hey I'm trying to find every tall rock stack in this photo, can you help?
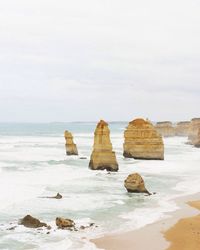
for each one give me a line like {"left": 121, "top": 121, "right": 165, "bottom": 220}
{"left": 89, "top": 120, "right": 118, "bottom": 171}
{"left": 155, "top": 121, "right": 175, "bottom": 137}
{"left": 175, "top": 121, "right": 190, "bottom": 136}
{"left": 64, "top": 131, "right": 78, "bottom": 155}
{"left": 123, "top": 118, "right": 164, "bottom": 160}
{"left": 188, "top": 118, "right": 200, "bottom": 145}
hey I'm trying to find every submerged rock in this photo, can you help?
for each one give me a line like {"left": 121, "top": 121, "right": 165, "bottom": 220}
{"left": 56, "top": 217, "right": 75, "bottom": 229}
{"left": 39, "top": 193, "right": 62, "bottom": 199}
{"left": 64, "top": 131, "right": 78, "bottom": 155}
{"left": 89, "top": 120, "right": 118, "bottom": 171}
{"left": 123, "top": 118, "right": 164, "bottom": 160}
{"left": 124, "top": 173, "right": 150, "bottom": 194}
{"left": 19, "top": 215, "right": 47, "bottom": 228}
{"left": 155, "top": 121, "right": 175, "bottom": 137}
{"left": 175, "top": 121, "right": 190, "bottom": 136}
{"left": 79, "top": 222, "right": 96, "bottom": 230}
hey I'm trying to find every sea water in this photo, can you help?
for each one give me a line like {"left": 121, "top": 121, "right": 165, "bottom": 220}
{"left": 0, "top": 122, "right": 200, "bottom": 250}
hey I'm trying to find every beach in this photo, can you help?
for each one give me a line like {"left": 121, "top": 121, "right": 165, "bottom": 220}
{"left": 93, "top": 194, "right": 200, "bottom": 250}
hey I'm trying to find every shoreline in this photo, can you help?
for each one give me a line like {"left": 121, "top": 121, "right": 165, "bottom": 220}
{"left": 91, "top": 192, "right": 200, "bottom": 250}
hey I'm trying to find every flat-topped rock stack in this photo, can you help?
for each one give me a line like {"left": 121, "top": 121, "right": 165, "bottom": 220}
{"left": 89, "top": 120, "right": 118, "bottom": 171}
{"left": 123, "top": 118, "right": 164, "bottom": 160}
{"left": 188, "top": 118, "right": 200, "bottom": 145}
{"left": 64, "top": 131, "right": 78, "bottom": 155}
{"left": 155, "top": 121, "right": 175, "bottom": 137}
{"left": 175, "top": 121, "right": 190, "bottom": 136}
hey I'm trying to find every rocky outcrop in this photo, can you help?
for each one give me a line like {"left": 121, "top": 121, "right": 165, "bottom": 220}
{"left": 19, "top": 215, "right": 48, "bottom": 228}
{"left": 89, "top": 120, "right": 118, "bottom": 171}
{"left": 155, "top": 121, "right": 175, "bottom": 137}
{"left": 64, "top": 131, "right": 78, "bottom": 155}
{"left": 188, "top": 118, "right": 200, "bottom": 145}
{"left": 175, "top": 121, "right": 190, "bottom": 136}
{"left": 124, "top": 173, "right": 150, "bottom": 194}
{"left": 123, "top": 118, "right": 164, "bottom": 160}
{"left": 56, "top": 217, "right": 75, "bottom": 229}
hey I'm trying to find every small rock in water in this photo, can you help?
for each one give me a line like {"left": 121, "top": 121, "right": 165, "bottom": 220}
{"left": 80, "top": 157, "right": 87, "bottom": 159}
{"left": 56, "top": 217, "right": 75, "bottom": 229}
{"left": 19, "top": 215, "right": 48, "bottom": 228}
{"left": 39, "top": 193, "right": 62, "bottom": 199}
{"left": 79, "top": 222, "right": 95, "bottom": 230}
{"left": 7, "top": 226, "right": 17, "bottom": 231}
{"left": 54, "top": 193, "right": 62, "bottom": 199}
{"left": 124, "top": 173, "right": 151, "bottom": 195}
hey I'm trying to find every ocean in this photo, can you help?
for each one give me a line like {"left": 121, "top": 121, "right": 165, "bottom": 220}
{"left": 0, "top": 122, "right": 200, "bottom": 250}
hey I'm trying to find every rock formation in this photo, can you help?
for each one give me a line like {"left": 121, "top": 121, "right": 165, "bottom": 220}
{"left": 155, "top": 121, "right": 175, "bottom": 137}
{"left": 175, "top": 121, "right": 190, "bottom": 136}
{"left": 123, "top": 118, "right": 164, "bottom": 160}
{"left": 56, "top": 217, "right": 75, "bottom": 229}
{"left": 194, "top": 128, "right": 200, "bottom": 148}
{"left": 19, "top": 215, "right": 48, "bottom": 228}
{"left": 89, "top": 120, "right": 118, "bottom": 171}
{"left": 188, "top": 118, "right": 200, "bottom": 145}
{"left": 124, "top": 173, "right": 150, "bottom": 194}
{"left": 64, "top": 131, "right": 78, "bottom": 155}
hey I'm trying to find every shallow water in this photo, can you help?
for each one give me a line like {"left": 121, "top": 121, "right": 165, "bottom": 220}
{"left": 0, "top": 122, "right": 200, "bottom": 250}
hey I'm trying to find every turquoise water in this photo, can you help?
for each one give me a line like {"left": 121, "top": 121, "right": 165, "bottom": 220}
{"left": 0, "top": 122, "right": 200, "bottom": 250}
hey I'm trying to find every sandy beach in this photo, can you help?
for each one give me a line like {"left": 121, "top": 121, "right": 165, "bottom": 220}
{"left": 165, "top": 200, "right": 200, "bottom": 250}
{"left": 92, "top": 193, "right": 200, "bottom": 250}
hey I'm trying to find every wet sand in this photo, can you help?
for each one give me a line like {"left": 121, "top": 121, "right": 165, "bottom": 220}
{"left": 92, "top": 193, "right": 200, "bottom": 250}
{"left": 164, "top": 200, "right": 200, "bottom": 250}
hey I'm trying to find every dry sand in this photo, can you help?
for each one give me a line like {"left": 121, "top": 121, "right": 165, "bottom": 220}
{"left": 92, "top": 194, "right": 200, "bottom": 250}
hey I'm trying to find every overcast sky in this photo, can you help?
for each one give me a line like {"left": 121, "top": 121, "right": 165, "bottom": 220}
{"left": 0, "top": 0, "right": 199, "bottom": 122}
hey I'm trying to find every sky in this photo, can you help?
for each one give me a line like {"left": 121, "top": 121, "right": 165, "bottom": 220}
{"left": 0, "top": 0, "right": 199, "bottom": 122}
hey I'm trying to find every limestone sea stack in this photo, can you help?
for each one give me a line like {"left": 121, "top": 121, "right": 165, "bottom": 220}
{"left": 188, "top": 118, "right": 200, "bottom": 145}
{"left": 64, "top": 131, "right": 78, "bottom": 155}
{"left": 155, "top": 121, "right": 175, "bottom": 137}
{"left": 175, "top": 121, "right": 190, "bottom": 136}
{"left": 123, "top": 118, "right": 164, "bottom": 160}
{"left": 89, "top": 120, "right": 118, "bottom": 171}
{"left": 124, "top": 173, "right": 150, "bottom": 194}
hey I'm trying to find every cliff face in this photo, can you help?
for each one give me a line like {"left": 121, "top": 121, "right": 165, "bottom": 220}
{"left": 194, "top": 129, "right": 200, "bottom": 148}
{"left": 188, "top": 118, "right": 200, "bottom": 145}
{"left": 89, "top": 120, "right": 118, "bottom": 171}
{"left": 155, "top": 121, "right": 175, "bottom": 137}
{"left": 64, "top": 131, "right": 78, "bottom": 155}
{"left": 123, "top": 118, "right": 164, "bottom": 160}
{"left": 175, "top": 121, "right": 190, "bottom": 137}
